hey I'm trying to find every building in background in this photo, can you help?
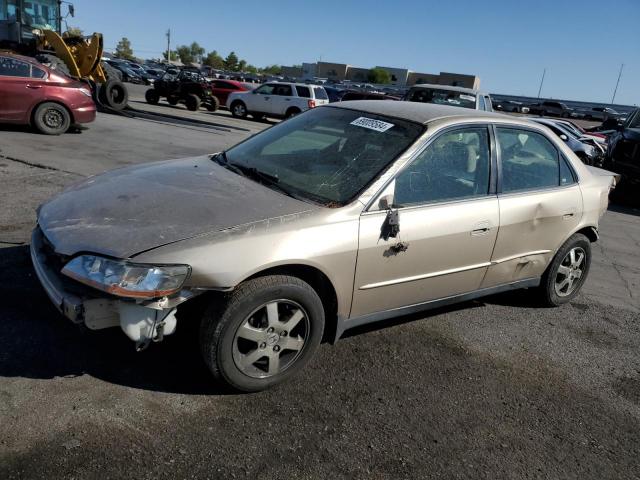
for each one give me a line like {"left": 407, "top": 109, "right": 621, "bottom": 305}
{"left": 292, "top": 60, "right": 479, "bottom": 88}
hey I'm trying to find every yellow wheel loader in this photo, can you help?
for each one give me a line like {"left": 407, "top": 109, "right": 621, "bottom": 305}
{"left": 0, "top": 0, "right": 128, "bottom": 111}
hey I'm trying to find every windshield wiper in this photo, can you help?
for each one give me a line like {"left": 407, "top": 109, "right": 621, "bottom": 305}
{"left": 214, "top": 152, "right": 299, "bottom": 200}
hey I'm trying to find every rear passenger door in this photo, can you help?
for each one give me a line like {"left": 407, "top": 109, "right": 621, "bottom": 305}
{"left": 270, "top": 84, "right": 294, "bottom": 115}
{"left": 0, "top": 56, "right": 34, "bottom": 121}
{"left": 481, "top": 126, "right": 583, "bottom": 288}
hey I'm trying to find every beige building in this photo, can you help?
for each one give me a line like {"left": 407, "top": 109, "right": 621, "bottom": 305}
{"left": 316, "top": 62, "right": 349, "bottom": 81}
{"left": 346, "top": 67, "right": 369, "bottom": 82}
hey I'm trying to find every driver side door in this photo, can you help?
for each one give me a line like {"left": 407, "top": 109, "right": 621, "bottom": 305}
{"left": 351, "top": 125, "right": 500, "bottom": 318}
{"left": 248, "top": 83, "right": 276, "bottom": 113}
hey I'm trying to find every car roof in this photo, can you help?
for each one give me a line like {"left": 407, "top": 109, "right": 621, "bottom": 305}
{"left": 0, "top": 52, "right": 44, "bottom": 66}
{"left": 407, "top": 83, "right": 487, "bottom": 96}
{"left": 330, "top": 100, "right": 508, "bottom": 125}
{"left": 268, "top": 81, "right": 324, "bottom": 88}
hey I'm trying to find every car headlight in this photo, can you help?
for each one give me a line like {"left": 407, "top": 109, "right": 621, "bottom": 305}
{"left": 62, "top": 255, "right": 190, "bottom": 299}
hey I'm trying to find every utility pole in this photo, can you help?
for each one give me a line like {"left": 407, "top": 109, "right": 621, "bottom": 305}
{"left": 611, "top": 63, "right": 624, "bottom": 105}
{"left": 537, "top": 68, "right": 546, "bottom": 98}
{"left": 166, "top": 29, "right": 171, "bottom": 63}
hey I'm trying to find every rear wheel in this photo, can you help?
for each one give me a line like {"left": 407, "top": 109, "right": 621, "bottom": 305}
{"left": 199, "top": 275, "right": 325, "bottom": 392}
{"left": 32, "top": 102, "right": 71, "bottom": 135}
{"left": 230, "top": 101, "right": 248, "bottom": 118}
{"left": 285, "top": 107, "right": 301, "bottom": 118}
{"left": 185, "top": 94, "right": 201, "bottom": 111}
{"left": 145, "top": 89, "right": 159, "bottom": 104}
{"left": 539, "top": 233, "right": 591, "bottom": 306}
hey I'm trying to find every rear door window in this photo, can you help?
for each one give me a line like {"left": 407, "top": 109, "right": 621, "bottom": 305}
{"left": 496, "top": 127, "right": 560, "bottom": 193}
{"left": 273, "top": 84, "right": 293, "bottom": 96}
{"left": 0, "top": 57, "right": 31, "bottom": 77}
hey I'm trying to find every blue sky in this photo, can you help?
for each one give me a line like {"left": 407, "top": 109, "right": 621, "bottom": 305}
{"left": 70, "top": 0, "right": 639, "bottom": 105}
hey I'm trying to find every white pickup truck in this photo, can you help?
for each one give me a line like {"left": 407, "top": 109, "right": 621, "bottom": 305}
{"left": 227, "top": 82, "right": 329, "bottom": 120}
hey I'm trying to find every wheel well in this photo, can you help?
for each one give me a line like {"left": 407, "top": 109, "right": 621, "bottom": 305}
{"left": 30, "top": 100, "right": 74, "bottom": 125}
{"left": 576, "top": 226, "right": 598, "bottom": 243}
{"left": 246, "top": 265, "right": 339, "bottom": 343}
{"left": 286, "top": 107, "right": 301, "bottom": 114}
{"left": 230, "top": 99, "right": 244, "bottom": 107}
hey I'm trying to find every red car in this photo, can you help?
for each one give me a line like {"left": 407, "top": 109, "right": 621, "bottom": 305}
{"left": 210, "top": 79, "right": 252, "bottom": 107}
{"left": 0, "top": 53, "right": 96, "bottom": 135}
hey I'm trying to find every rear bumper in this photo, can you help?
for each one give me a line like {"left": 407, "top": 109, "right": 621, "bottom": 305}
{"left": 72, "top": 104, "right": 97, "bottom": 124}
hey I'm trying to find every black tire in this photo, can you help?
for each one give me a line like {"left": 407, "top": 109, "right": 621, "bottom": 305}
{"left": 251, "top": 112, "right": 265, "bottom": 121}
{"left": 100, "top": 61, "right": 123, "bottom": 81}
{"left": 99, "top": 79, "right": 128, "bottom": 111}
{"left": 199, "top": 275, "right": 325, "bottom": 392}
{"left": 230, "top": 101, "right": 248, "bottom": 118}
{"left": 145, "top": 89, "right": 159, "bottom": 105}
{"left": 285, "top": 107, "right": 301, "bottom": 118}
{"left": 185, "top": 94, "right": 201, "bottom": 111}
{"left": 35, "top": 53, "right": 70, "bottom": 76}
{"left": 539, "top": 233, "right": 591, "bottom": 306}
{"left": 205, "top": 96, "right": 220, "bottom": 112}
{"left": 167, "top": 96, "right": 179, "bottom": 106}
{"left": 32, "top": 102, "right": 71, "bottom": 135}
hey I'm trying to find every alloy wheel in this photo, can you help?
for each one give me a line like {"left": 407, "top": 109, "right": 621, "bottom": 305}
{"left": 232, "top": 300, "right": 309, "bottom": 378}
{"left": 554, "top": 247, "right": 585, "bottom": 297}
{"left": 43, "top": 108, "right": 64, "bottom": 129}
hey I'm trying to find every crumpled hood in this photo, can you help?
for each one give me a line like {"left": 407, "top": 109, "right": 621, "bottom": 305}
{"left": 38, "top": 155, "right": 315, "bottom": 258}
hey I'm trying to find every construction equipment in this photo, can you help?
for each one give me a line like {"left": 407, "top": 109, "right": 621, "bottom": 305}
{"left": 0, "top": 0, "right": 128, "bottom": 111}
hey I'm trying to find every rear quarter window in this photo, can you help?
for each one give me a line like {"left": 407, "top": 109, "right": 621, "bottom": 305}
{"left": 313, "top": 87, "right": 328, "bottom": 100}
{"left": 295, "top": 86, "right": 311, "bottom": 98}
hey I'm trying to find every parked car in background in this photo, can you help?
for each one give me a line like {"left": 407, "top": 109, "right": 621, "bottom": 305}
{"left": 493, "top": 99, "right": 530, "bottom": 113}
{"left": 105, "top": 60, "right": 145, "bottom": 84}
{"left": 323, "top": 86, "right": 346, "bottom": 103}
{"left": 530, "top": 118, "right": 603, "bottom": 166}
{"left": 145, "top": 68, "right": 219, "bottom": 111}
{"left": 554, "top": 118, "right": 608, "bottom": 147}
{"left": 605, "top": 108, "right": 640, "bottom": 191}
{"left": 210, "top": 79, "right": 252, "bottom": 107}
{"left": 529, "top": 101, "right": 577, "bottom": 118}
{"left": 144, "top": 69, "right": 164, "bottom": 82}
{"left": 581, "top": 107, "right": 621, "bottom": 122}
{"left": 0, "top": 53, "right": 96, "bottom": 135}
{"left": 404, "top": 84, "right": 493, "bottom": 111}
{"left": 341, "top": 90, "right": 400, "bottom": 101}
{"left": 227, "top": 82, "right": 329, "bottom": 120}
{"left": 31, "top": 102, "right": 619, "bottom": 391}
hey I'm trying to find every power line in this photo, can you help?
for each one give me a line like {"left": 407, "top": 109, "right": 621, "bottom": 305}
{"left": 611, "top": 63, "right": 624, "bottom": 105}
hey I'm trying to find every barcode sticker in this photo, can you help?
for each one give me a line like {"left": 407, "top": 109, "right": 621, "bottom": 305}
{"left": 350, "top": 117, "right": 395, "bottom": 132}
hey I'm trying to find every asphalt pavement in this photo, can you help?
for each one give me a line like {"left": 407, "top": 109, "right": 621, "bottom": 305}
{"left": 1, "top": 93, "right": 639, "bottom": 479}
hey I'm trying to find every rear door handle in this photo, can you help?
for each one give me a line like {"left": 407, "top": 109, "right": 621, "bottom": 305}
{"left": 562, "top": 209, "right": 576, "bottom": 219}
{"left": 471, "top": 220, "right": 491, "bottom": 236}
{"left": 26, "top": 84, "right": 42, "bottom": 89}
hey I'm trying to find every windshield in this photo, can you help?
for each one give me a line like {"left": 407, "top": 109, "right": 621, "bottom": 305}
{"left": 223, "top": 107, "right": 423, "bottom": 205}
{"left": 406, "top": 88, "right": 476, "bottom": 109}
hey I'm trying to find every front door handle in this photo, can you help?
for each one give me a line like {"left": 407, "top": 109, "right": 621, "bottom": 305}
{"left": 562, "top": 209, "right": 576, "bottom": 219}
{"left": 26, "top": 84, "right": 42, "bottom": 89}
{"left": 471, "top": 221, "right": 491, "bottom": 236}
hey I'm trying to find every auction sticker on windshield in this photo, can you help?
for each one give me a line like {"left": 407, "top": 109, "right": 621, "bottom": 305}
{"left": 350, "top": 117, "right": 395, "bottom": 132}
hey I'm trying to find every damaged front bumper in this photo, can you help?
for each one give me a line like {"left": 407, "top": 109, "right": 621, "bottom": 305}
{"left": 30, "top": 227, "right": 197, "bottom": 349}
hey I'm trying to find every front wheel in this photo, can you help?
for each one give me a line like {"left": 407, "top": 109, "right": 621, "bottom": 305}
{"left": 230, "top": 101, "right": 248, "bottom": 118}
{"left": 539, "top": 233, "right": 591, "bottom": 306}
{"left": 205, "top": 96, "right": 220, "bottom": 112}
{"left": 199, "top": 275, "right": 325, "bottom": 392}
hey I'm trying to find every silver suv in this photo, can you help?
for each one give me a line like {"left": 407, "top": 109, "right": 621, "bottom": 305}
{"left": 227, "top": 82, "right": 329, "bottom": 120}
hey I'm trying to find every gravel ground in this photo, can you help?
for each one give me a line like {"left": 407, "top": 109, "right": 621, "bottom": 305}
{"left": 0, "top": 100, "right": 639, "bottom": 479}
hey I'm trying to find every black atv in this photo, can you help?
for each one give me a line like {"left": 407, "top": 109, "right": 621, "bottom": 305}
{"left": 144, "top": 67, "right": 219, "bottom": 112}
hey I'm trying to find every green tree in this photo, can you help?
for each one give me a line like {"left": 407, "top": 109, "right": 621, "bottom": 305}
{"left": 238, "top": 59, "right": 247, "bottom": 71}
{"left": 245, "top": 64, "right": 258, "bottom": 74}
{"left": 115, "top": 37, "right": 134, "bottom": 60}
{"left": 224, "top": 51, "right": 239, "bottom": 71}
{"left": 204, "top": 50, "right": 224, "bottom": 69}
{"left": 260, "top": 64, "right": 281, "bottom": 75}
{"left": 162, "top": 50, "right": 179, "bottom": 61}
{"left": 367, "top": 68, "right": 390, "bottom": 84}
{"left": 176, "top": 45, "right": 193, "bottom": 64}
{"left": 190, "top": 42, "right": 205, "bottom": 63}
{"left": 66, "top": 26, "right": 83, "bottom": 36}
